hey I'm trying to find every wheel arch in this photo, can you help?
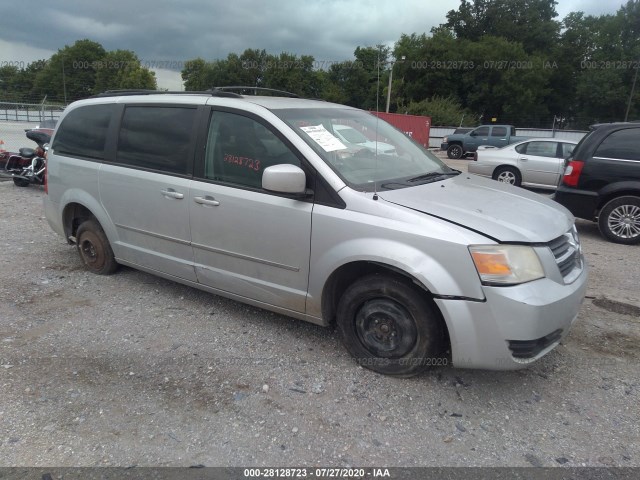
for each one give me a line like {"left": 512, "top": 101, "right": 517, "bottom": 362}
{"left": 59, "top": 189, "right": 116, "bottom": 245}
{"left": 595, "top": 184, "right": 640, "bottom": 213}
{"left": 492, "top": 164, "right": 521, "bottom": 177}
{"left": 320, "top": 260, "right": 451, "bottom": 352}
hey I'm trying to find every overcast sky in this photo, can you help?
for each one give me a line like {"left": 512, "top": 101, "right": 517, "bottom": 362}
{"left": 1, "top": 0, "right": 628, "bottom": 90}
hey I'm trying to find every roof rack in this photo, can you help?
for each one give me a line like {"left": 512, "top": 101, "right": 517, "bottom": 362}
{"left": 213, "top": 86, "right": 299, "bottom": 98}
{"left": 92, "top": 89, "right": 242, "bottom": 98}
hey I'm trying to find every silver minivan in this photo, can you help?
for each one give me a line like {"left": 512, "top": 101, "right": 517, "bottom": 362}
{"left": 44, "top": 90, "right": 588, "bottom": 376}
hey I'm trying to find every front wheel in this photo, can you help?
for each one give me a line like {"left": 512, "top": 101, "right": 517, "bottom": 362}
{"left": 336, "top": 274, "right": 445, "bottom": 376}
{"left": 447, "top": 144, "right": 463, "bottom": 159}
{"left": 76, "top": 219, "right": 118, "bottom": 274}
{"left": 598, "top": 196, "right": 640, "bottom": 244}
{"left": 493, "top": 166, "right": 522, "bottom": 186}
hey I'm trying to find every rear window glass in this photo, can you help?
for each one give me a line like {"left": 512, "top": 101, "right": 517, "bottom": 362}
{"left": 116, "top": 106, "right": 197, "bottom": 175}
{"left": 491, "top": 127, "right": 507, "bottom": 137}
{"left": 525, "top": 141, "right": 557, "bottom": 158}
{"left": 594, "top": 128, "right": 640, "bottom": 161}
{"left": 52, "top": 104, "right": 115, "bottom": 160}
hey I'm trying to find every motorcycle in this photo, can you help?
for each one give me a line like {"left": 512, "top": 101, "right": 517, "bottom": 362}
{"left": 0, "top": 128, "right": 52, "bottom": 187}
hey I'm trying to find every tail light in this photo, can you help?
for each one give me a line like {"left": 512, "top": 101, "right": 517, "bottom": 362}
{"left": 562, "top": 160, "right": 584, "bottom": 187}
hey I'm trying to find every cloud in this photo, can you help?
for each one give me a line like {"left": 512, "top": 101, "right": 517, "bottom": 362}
{"left": 0, "top": 0, "right": 628, "bottom": 71}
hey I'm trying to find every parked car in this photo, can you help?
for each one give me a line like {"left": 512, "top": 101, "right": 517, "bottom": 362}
{"left": 441, "top": 124, "right": 529, "bottom": 159}
{"left": 44, "top": 89, "right": 587, "bottom": 376}
{"left": 554, "top": 122, "right": 640, "bottom": 244}
{"left": 468, "top": 138, "right": 577, "bottom": 189}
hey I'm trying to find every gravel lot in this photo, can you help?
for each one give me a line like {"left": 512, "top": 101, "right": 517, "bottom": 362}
{"left": 0, "top": 172, "right": 638, "bottom": 468}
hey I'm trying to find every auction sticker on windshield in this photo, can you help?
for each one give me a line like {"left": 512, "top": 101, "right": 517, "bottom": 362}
{"left": 300, "top": 125, "right": 347, "bottom": 152}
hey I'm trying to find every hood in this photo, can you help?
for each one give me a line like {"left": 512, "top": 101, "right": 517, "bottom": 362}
{"left": 379, "top": 174, "right": 572, "bottom": 243}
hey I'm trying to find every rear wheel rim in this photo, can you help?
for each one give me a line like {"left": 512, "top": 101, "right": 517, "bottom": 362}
{"left": 608, "top": 204, "right": 640, "bottom": 239}
{"left": 79, "top": 234, "right": 106, "bottom": 270}
{"left": 497, "top": 170, "right": 516, "bottom": 184}
{"left": 355, "top": 299, "right": 417, "bottom": 358}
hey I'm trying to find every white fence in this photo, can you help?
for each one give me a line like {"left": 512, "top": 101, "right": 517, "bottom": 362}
{"left": 429, "top": 126, "right": 588, "bottom": 148}
{"left": 0, "top": 103, "right": 64, "bottom": 123}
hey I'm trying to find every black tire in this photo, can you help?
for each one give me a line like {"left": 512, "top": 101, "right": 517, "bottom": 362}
{"left": 13, "top": 177, "right": 30, "bottom": 187}
{"left": 493, "top": 166, "right": 522, "bottom": 186}
{"left": 597, "top": 196, "right": 640, "bottom": 245}
{"left": 447, "top": 144, "right": 463, "bottom": 159}
{"left": 76, "top": 219, "right": 118, "bottom": 275}
{"left": 336, "top": 274, "right": 444, "bottom": 376}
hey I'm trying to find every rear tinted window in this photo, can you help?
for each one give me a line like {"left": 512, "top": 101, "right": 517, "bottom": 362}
{"left": 116, "top": 106, "right": 197, "bottom": 175}
{"left": 594, "top": 128, "right": 640, "bottom": 161}
{"left": 491, "top": 127, "right": 507, "bottom": 137}
{"left": 52, "top": 104, "right": 115, "bottom": 159}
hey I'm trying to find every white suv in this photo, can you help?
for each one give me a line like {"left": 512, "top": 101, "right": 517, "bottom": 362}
{"left": 44, "top": 89, "right": 588, "bottom": 376}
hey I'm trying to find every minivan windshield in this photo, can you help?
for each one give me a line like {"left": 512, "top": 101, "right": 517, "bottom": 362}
{"left": 274, "top": 108, "right": 455, "bottom": 191}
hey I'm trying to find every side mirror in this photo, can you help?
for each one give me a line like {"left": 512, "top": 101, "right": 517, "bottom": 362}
{"left": 262, "top": 164, "right": 307, "bottom": 194}
{"left": 469, "top": 131, "right": 477, "bottom": 137}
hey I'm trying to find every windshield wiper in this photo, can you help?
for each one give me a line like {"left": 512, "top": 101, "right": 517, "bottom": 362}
{"left": 407, "top": 170, "right": 460, "bottom": 183}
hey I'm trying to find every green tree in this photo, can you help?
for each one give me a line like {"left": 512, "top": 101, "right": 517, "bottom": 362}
{"left": 323, "top": 46, "right": 389, "bottom": 109}
{"left": 93, "top": 50, "right": 156, "bottom": 93}
{"left": 263, "top": 53, "right": 322, "bottom": 97}
{"left": 406, "top": 95, "right": 475, "bottom": 126}
{"left": 34, "top": 39, "right": 107, "bottom": 102}
{"left": 443, "top": 0, "right": 560, "bottom": 54}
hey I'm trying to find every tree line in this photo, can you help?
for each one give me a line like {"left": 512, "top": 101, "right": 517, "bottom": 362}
{"left": 180, "top": 0, "right": 640, "bottom": 129}
{"left": 1, "top": 0, "right": 638, "bottom": 128}
{"left": 0, "top": 39, "right": 156, "bottom": 106}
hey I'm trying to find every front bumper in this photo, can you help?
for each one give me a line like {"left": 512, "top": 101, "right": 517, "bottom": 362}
{"left": 440, "top": 142, "right": 449, "bottom": 151}
{"left": 434, "top": 264, "right": 588, "bottom": 370}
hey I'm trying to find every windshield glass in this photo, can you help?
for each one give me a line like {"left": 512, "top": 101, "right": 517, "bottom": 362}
{"left": 273, "top": 108, "right": 453, "bottom": 191}
{"left": 336, "top": 126, "right": 368, "bottom": 144}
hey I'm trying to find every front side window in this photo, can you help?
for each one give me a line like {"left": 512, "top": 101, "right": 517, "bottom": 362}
{"left": 525, "top": 141, "right": 557, "bottom": 158}
{"left": 273, "top": 108, "right": 454, "bottom": 191}
{"left": 474, "top": 127, "right": 490, "bottom": 137}
{"left": 594, "top": 128, "right": 640, "bottom": 161}
{"left": 116, "top": 106, "right": 196, "bottom": 175}
{"left": 52, "top": 104, "right": 115, "bottom": 159}
{"left": 204, "top": 111, "right": 301, "bottom": 189}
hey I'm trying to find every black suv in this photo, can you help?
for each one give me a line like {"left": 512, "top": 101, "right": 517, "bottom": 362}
{"left": 554, "top": 122, "right": 640, "bottom": 244}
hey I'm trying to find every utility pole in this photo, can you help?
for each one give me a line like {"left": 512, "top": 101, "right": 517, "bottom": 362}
{"left": 61, "top": 56, "right": 68, "bottom": 105}
{"left": 385, "top": 56, "right": 405, "bottom": 113}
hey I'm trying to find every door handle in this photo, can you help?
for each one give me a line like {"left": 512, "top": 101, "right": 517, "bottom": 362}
{"left": 161, "top": 188, "right": 184, "bottom": 199}
{"left": 194, "top": 196, "right": 220, "bottom": 206}
{"left": 520, "top": 157, "right": 528, "bottom": 161}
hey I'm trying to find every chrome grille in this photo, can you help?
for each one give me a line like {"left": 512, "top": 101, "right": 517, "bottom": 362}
{"left": 548, "top": 228, "right": 582, "bottom": 280}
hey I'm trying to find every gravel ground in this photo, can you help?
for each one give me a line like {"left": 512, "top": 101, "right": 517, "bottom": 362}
{"left": 0, "top": 177, "right": 638, "bottom": 468}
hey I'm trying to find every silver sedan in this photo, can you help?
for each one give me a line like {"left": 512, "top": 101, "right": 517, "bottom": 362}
{"left": 468, "top": 138, "right": 577, "bottom": 190}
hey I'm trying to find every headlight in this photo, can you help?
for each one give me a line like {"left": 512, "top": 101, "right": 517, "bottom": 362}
{"left": 469, "top": 245, "right": 544, "bottom": 285}
{"left": 443, "top": 136, "right": 448, "bottom": 143}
